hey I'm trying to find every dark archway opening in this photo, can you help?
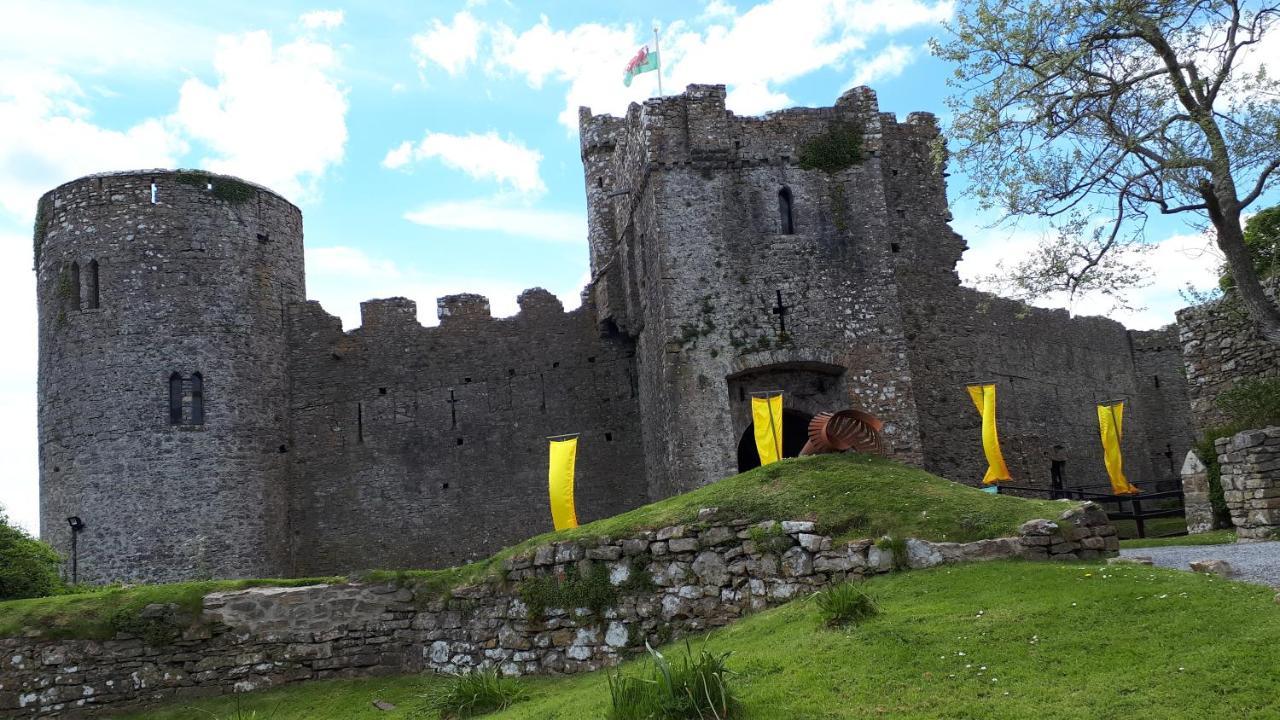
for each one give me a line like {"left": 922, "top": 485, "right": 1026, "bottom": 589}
{"left": 736, "top": 409, "right": 813, "bottom": 472}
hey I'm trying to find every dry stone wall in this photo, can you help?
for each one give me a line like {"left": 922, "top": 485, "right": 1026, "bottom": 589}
{"left": 1, "top": 506, "right": 1115, "bottom": 718}
{"left": 1177, "top": 282, "right": 1280, "bottom": 434}
{"left": 1215, "top": 427, "right": 1280, "bottom": 540}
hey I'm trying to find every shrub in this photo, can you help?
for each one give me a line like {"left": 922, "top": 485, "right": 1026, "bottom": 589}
{"left": 815, "top": 583, "right": 879, "bottom": 628}
{"left": 875, "top": 535, "right": 909, "bottom": 570}
{"left": 607, "top": 641, "right": 738, "bottom": 720}
{"left": 797, "top": 122, "right": 863, "bottom": 173}
{"left": 519, "top": 562, "right": 617, "bottom": 619}
{"left": 1216, "top": 377, "right": 1280, "bottom": 430}
{"left": 419, "top": 668, "right": 528, "bottom": 719}
{"left": 0, "top": 510, "right": 63, "bottom": 600}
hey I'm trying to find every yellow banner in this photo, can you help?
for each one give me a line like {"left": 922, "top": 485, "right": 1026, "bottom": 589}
{"left": 751, "top": 394, "right": 784, "bottom": 465}
{"left": 967, "top": 384, "right": 1012, "bottom": 485}
{"left": 548, "top": 437, "right": 579, "bottom": 530}
{"left": 1097, "top": 402, "right": 1139, "bottom": 495}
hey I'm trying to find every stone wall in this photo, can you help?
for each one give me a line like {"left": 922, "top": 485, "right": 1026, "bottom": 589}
{"left": 36, "top": 171, "right": 304, "bottom": 584}
{"left": 0, "top": 506, "right": 1115, "bottom": 718}
{"left": 1215, "top": 427, "right": 1280, "bottom": 540}
{"left": 1177, "top": 282, "right": 1280, "bottom": 434}
{"left": 284, "top": 289, "right": 646, "bottom": 575}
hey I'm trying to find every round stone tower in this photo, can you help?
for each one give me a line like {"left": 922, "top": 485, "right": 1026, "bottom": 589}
{"left": 35, "top": 170, "right": 304, "bottom": 584}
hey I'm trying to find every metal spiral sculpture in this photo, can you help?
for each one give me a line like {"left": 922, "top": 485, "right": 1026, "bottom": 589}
{"left": 799, "top": 409, "right": 886, "bottom": 456}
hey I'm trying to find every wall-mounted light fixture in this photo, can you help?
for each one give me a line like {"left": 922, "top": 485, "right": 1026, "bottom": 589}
{"left": 66, "top": 516, "right": 85, "bottom": 585}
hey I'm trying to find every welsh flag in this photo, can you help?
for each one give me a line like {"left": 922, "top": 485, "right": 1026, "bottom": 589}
{"left": 623, "top": 45, "right": 660, "bottom": 86}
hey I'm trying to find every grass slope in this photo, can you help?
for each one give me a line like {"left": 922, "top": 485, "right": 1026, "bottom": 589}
{"left": 0, "top": 578, "right": 342, "bottom": 641}
{"left": 370, "top": 454, "right": 1072, "bottom": 591}
{"left": 1, "top": 455, "right": 1069, "bottom": 639}
{"left": 127, "top": 561, "right": 1280, "bottom": 720}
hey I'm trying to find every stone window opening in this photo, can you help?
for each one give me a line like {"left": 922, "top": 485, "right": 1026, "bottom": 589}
{"left": 778, "top": 187, "right": 795, "bottom": 235}
{"left": 168, "top": 372, "right": 206, "bottom": 426}
{"left": 86, "top": 260, "right": 100, "bottom": 309}
{"left": 68, "top": 262, "right": 81, "bottom": 311}
{"left": 357, "top": 402, "right": 364, "bottom": 443}
{"left": 190, "top": 373, "right": 204, "bottom": 425}
{"left": 150, "top": 182, "right": 158, "bottom": 204}
{"left": 168, "top": 372, "right": 184, "bottom": 425}
{"left": 1152, "top": 375, "right": 1161, "bottom": 388}
{"left": 890, "top": 243, "right": 901, "bottom": 254}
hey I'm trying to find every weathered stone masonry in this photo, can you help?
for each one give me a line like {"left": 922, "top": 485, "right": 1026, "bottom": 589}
{"left": 1215, "top": 426, "right": 1280, "bottom": 540}
{"left": 36, "top": 85, "right": 1192, "bottom": 585}
{"left": 0, "top": 505, "right": 1116, "bottom": 718}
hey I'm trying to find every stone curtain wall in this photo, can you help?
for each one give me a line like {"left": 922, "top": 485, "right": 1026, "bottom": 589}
{"left": 284, "top": 289, "right": 647, "bottom": 575}
{"left": 1215, "top": 427, "right": 1280, "bottom": 540}
{"left": 1177, "top": 281, "right": 1280, "bottom": 434}
{"left": 1, "top": 507, "right": 1116, "bottom": 718}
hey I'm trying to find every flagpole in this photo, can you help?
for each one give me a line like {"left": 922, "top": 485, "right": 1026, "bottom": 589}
{"left": 653, "top": 25, "right": 663, "bottom": 96}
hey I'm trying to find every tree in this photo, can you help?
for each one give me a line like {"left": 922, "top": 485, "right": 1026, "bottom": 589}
{"left": 0, "top": 509, "right": 63, "bottom": 600}
{"left": 935, "top": 0, "right": 1280, "bottom": 341}
{"left": 1221, "top": 204, "right": 1280, "bottom": 288}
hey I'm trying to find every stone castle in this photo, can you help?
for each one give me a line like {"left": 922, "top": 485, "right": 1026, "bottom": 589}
{"left": 35, "top": 84, "right": 1199, "bottom": 584}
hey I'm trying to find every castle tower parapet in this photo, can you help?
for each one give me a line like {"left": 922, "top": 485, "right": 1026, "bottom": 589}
{"left": 437, "top": 293, "right": 491, "bottom": 324}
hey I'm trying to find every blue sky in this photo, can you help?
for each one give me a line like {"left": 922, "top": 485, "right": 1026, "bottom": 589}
{"left": 0, "top": 0, "right": 1234, "bottom": 532}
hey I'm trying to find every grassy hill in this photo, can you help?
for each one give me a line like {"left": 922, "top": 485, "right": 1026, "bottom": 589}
{"left": 0, "top": 454, "right": 1070, "bottom": 639}
{"left": 125, "top": 560, "right": 1280, "bottom": 720}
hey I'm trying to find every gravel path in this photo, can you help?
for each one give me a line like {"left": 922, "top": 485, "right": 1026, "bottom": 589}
{"left": 1121, "top": 541, "right": 1280, "bottom": 588}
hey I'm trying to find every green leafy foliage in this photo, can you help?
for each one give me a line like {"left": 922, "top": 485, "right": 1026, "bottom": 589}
{"left": 607, "top": 641, "right": 738, "bottom": 720}
{"left": 875, "top": 535, "right": 909, "bottom": 571}
{"left": 934, "top": 1, "right": 1280, "bottom": 338}
{"left": 797, "top": 122, "right": 862, "bottom": 173}
{"left": 519, "top": 563, "right": 617, "bottom": 619}
{"left": 0, "top": 510, "right": 63, "bottom": 601}
{"left": 417, "top": 669, "right": 528, "bottom": 719}
{"left": 1216, "top": 377, "right": 1280, "bottom": 430}
{"left": 174, "top": 170, "right": 258, "bottom": 204}
{"left": 815, "top": 582, "right": 879, "bottom": 628}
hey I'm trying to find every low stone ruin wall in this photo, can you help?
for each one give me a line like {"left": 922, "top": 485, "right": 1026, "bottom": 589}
{"left": 0, "top": 504, "right": 1116, "bottom": 718}
{"left": 1216, "top": 427, "right": 1280, "bottom": 540}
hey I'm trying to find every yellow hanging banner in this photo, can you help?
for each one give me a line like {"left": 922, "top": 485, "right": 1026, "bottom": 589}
{"left": 751, "top": 394, "right": 784, "bottom": 465}
{"left": 1097, "top": 401, "right": 1139, "bottom": 495}
{"left": 966, "top": 384, "right": 1012, "bottom": 485}
{"left": 547, "top": 436, "right": 579, "bottom": 530}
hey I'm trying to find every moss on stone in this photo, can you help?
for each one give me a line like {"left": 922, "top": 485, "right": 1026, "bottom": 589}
{"left": 798, "top": 122, "right": 863, "bottom": 173}
{"left": 174, "top": 170, "right": 258, "bottom": 205}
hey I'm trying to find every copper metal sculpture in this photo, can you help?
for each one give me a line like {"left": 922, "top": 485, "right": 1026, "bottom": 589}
{"left": 799, "top": 409, "right": 885, "bottom": 456}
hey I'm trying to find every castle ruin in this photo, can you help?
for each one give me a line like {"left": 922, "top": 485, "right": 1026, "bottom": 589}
{"left": 35, "top": 85, "right": 1196, "bottom": 584}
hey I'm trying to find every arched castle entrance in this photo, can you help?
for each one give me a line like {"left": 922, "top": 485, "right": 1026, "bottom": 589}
{"left": 725, "top": 357, "right": 850, "bottom": 472}
{"left": 735, "top": 408, "right": 814, "bottom": 472}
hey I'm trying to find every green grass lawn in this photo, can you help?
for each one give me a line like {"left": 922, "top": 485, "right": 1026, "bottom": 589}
{"left": 1121, "top": 529, "right": 1237, "bottom": 549}
{"left": 125, "top": 560, "right": 1280, "bottom": 720}
{"left": 2, "top": 455, "right": 1073, "bottom": 639}
{"left": 1112, "top": 516, "right": 1191, "bottom": 541}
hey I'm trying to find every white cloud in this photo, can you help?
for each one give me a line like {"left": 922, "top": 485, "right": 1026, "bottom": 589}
{"left": 0, "top": 1, "right": 214, "bottom": 74}
{"left": 412, "top": 11, "right": 484, "bottom": 76}
{"left": 171, "top": 31, "right": 348, "bottom": 202}
{"left": 382, "top": 131, "right": 546, "bottom": 195}
{"left": 957, "top": 224, "right": 1221, "bottom": 329}
{"left": 850, "top": 44, "right": 915, "bottom": 87}
{"left": 306, "top": 245, "right": 583, "bottom": 330}
{"left": 404, "top": 197, "right": 585, "bottom": 244}
{"left": 487, "top": 0, "right": 952, "bottom": 130}
{"left": 0, "top": 65, "right": 187, "bottom": 219}
{"left": 300, "top": 9, "right": 345, "bottom": 30}
{"left": 0, "top": 230, "right": 40, "bottom": 534}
